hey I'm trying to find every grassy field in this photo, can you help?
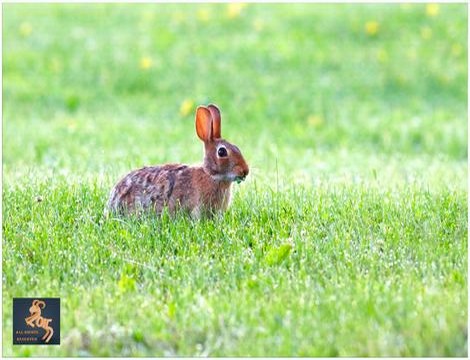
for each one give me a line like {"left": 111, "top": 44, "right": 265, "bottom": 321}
{"left": 2, "top": 3, "right": 468, "bottom": 356}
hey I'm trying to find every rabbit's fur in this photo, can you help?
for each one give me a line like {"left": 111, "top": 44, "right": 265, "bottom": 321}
{"left": 106, "top": 104, "right": 249, "bottom": 217}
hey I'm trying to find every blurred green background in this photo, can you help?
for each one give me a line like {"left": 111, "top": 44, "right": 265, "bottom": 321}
{"left": 3, "top": 3, "right": 467, "bottom": 186}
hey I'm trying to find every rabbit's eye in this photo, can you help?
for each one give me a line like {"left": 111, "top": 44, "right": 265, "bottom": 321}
{"left": 217, "top": 146, "right": 228, "bottom": 158}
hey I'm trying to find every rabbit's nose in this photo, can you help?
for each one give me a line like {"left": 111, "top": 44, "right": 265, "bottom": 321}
{"left": 240, "top": 167, "right": 249, "bottom": 179}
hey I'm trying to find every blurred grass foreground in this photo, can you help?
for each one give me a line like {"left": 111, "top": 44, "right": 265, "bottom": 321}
{"left": 2, "top": 3, "right": 468, "bottom": 357}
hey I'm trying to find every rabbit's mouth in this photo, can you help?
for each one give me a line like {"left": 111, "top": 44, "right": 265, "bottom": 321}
{"left": 211, "top": 173, "right": 247, "bottom": 183}
{"left": 234, "top": 175, "right": 246, "bottom": 184}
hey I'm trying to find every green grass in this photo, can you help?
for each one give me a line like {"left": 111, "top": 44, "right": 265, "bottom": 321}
{"left": 2, "top": 3, "right": 468, "bottom": 356}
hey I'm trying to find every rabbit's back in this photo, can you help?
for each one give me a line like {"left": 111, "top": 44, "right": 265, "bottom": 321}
{"left": 107, "top": 164, "right": 191, "bottom": 214}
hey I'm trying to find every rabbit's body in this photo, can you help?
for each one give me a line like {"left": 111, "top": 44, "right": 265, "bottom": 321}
{"left": 107, "top": 164, "right": 231, "bottom": 217}
{"left": 106, "top": 104, "right": 248, "bottom": 217}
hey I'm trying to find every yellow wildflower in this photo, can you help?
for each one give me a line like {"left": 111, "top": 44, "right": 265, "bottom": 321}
{"left": 365, "top": 21, "right": 379, "bottom": 36}
{"left": 307, "top": 114, "right": 324, "bottom": 128}
{"left": 197, "top": 9, "right": 211, "bottom": 22}
{"left": 180, "top": 99, "right": 194, "bottom": 117}
{"left": 227, "top": 3, "right": 247, "bottom": 19}
{"left": 139, "top": 56, "right": 152, "bottom": 70}
{"left": 142, "top": 11, "right": 155, "bottom": 22}
{"left": 19, "top": 22, "right": 32, "bottom": 37}
{"left": 426, "top": 4, "right": 439, "bottom": 17}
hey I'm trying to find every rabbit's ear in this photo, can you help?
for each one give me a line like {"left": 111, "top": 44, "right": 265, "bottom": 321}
{"left": 208, "top": 104, "right": 221, "bottom": 139}
{"left": 195, "top": 106, "right": 213, "bottom": 142}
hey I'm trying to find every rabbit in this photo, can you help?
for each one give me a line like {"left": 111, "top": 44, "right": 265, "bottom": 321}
{"left": 106, "top": 104, "right": 249, "bottom": 218}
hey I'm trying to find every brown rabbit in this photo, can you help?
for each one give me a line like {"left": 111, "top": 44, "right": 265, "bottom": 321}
{"left": 106, "top": 104, "right": 249, "bottom": 218}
